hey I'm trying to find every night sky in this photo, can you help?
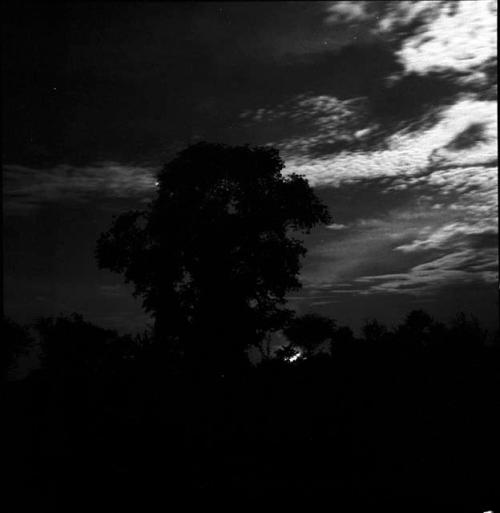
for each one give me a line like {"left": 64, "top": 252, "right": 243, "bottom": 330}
{"left": 3, "top": 1, "right": 498, "bottom": 335}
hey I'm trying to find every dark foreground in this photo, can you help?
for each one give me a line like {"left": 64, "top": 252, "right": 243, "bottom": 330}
{"left": 4, "top": 316, "right": 499, "bottom": 512}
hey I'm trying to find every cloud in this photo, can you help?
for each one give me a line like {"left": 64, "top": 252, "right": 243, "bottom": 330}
{"left": 325, "top": 223, "right": 347, "bottom": 230}
{"left": 256, "top": 95, "right": 497, "bottom": 188}
{"left": 295, "top": 155, "right": 497, "bottom": 299}
{"left": 325, "top": 1, "right": 497, "bottom": 78}
{"left": 239, "top": 0, "right": 496, "bottom": 165}
{"left": 324, "top": 1, "right": 440, "bottom": 45}
{"left": 325, "top": 1, "right": 370, "bottom": 23}
{"left": 395, "top": 0, "right": 497, "bottom": 75}
{"left": 3, "top": 162, "right": 158, "bottom": 213}
{"left": 394, "top": 222, "right": 497, "bottom": 253}
{"left": 355, "top": 247, "right": 498, "bottom": 295}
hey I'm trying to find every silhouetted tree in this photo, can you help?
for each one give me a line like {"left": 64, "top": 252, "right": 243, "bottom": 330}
{"left": 396, "top": 309, "right": 435, "bottom": 348}
{"left": 330, "top": 325, "right": 355, "bottom": 354}
{"left": 361, "top": 318, "right": 388, "bottom": 343}
{"left": 448, "top": 311, "right": 487, "bottom": 353}
{"left": 2, "top": 316, "right": 33, "bottom": 379}
{"left": 403, "top": 309, "right": 433, "bottom": 331}
{"left": 32, "top": 314, "right": 140, "bottom": 483}
{"left": 283, "top": 313, "right": 336, "bottom": 357}
{"left": 96, "top": 142, "right": 331, "bottom": 374}
{"left": 36, "top": 313, "right": 121, "bottom": 378}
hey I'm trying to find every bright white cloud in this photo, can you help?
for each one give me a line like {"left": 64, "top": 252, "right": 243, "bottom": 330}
{"left": 396, "top": 0, "right": 497, "bottom": 75}
{"left": 325, "top": 1, "right": 497, "bottom": 79}
{"left": 243, "top": 1, "right": 498, "bottom": 300}
{"left": 280, "top": 97, "right": 497, "bottom": 187}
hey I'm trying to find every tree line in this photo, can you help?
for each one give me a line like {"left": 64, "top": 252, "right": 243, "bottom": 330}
{"left": 3, "top": 309, "right": 499, "bottom": 509}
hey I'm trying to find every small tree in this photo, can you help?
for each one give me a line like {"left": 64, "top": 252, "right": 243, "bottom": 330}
{"left": 283, "top": 313, "right": 336, "bottom": 358}
{"left": 330, "top": 325, "right": 355, "bottom": 354}
{"left": 35, "top": 313, "right": 120, "bottom": 379}
{"left": 396, "top": 309, "right": 435, "bottom": 347}
{"left": 2, "top": 316, "right": 33, "bottom": 379}
{"left": 449, "top": 312, "right": 487, "bottom": 351}
{"left": 362, "top": 318, "right": 388, "bottom": 344}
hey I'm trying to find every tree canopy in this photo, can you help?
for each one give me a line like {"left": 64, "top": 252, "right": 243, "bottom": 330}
{"left": 96, "top": 142, "right": 331, "bottom": 371}
{"left": 283, "top": 313, "right": 336, "bottom": 357}
{"left": 2, "top": 316, "right": 33, "bottom": 379}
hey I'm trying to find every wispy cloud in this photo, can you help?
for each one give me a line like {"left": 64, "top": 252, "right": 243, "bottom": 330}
{"left": 279, "top": 96, "right": 497, "bottom": 187}
{"left": 296, "top": 167, "right": 497, "bottom": 299}
{"left": 325, "top": 223, "right": 347, "bottom": 230}
{"left": 4, "top": 162, "right": 157, "bottom": 213}
{"left": 355, "top": 248, "right": 498, "bottom": 295}
{"left": 395, "top": 221, "right": 497, "bottom": 253}
{"left": 239, "top": 1, "right": 498, "bottom": 305}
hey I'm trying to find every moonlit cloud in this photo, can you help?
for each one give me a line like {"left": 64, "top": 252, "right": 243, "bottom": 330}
{"left": 277, "top": 97, "right": 497, "bottom": 187}
{"left": 241, "top": 0, "right": 497, "bottom": 188}
{"left": 325, "top": 1, "right": 497, "bottom": 79}
{"left": 294, "top": 157, "right": 497, "bottom": 299}
{"left": 394, "top": 222, "right": 497, "bottom": 253}
{"left": 325, "top": 223, "right": 347, "bottom": 230}
{"left": 396, "top": 0, "right": 497, "bottom": 75}
{"left": 376, "top": 1, "right": 442, "bottom": 34}
{"left": 356, "top": 247, "right": 498, "bottom": 295}
{"left": 244, "top": 34, "right": 497, "bottom": 299}
{"left": 325, "top": 1, "right": 370, "bottom": 23}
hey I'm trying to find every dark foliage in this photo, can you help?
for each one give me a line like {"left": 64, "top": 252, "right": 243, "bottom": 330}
{"left": 283, "top": 313, "right": 336, "bottom": 357}
{"left": 96, "top": 142, "right": 331, "bottom": 375}
{"left": 4, "top": 310, "right": 499, "bottom": 510}
{"left": 2, "top": 316, "right": 33, "bottom": 379}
